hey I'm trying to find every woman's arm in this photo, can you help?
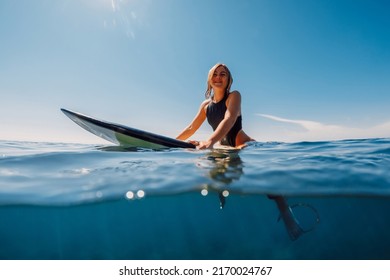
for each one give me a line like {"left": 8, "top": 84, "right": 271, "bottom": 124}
{"left": 176, "top": 99, "right": 209, "bottom": 141}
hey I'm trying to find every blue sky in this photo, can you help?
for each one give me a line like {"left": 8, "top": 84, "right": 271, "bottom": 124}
{"left": 1, "top": 0, "right": 389, "bottom": 143}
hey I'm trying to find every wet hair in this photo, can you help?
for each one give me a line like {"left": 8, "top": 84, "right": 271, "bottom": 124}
{"left": 205, "top": 63, "right": 233, "bottom": 99}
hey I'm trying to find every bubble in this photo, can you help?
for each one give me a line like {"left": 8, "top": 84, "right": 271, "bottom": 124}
{"left": 125, "top": 191, "right": 135, "bottom": 200}
{"left": 136, "top": 190, "right": 145, "bottom": 198}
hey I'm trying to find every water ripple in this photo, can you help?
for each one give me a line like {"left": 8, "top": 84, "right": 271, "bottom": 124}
{"left": 1, "top": 138, "right": 390, "bottom": 205}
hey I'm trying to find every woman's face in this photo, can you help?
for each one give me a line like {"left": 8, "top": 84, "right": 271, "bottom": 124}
{"left": 210, "top": 65, "right": 229, "bottom": 90}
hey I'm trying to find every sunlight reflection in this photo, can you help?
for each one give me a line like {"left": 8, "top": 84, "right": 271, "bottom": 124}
{"left": 125, "top": 191, "right": 134, "bottom": 199}
{"left": 222, "top": 190, "right": 229, "bottom": 197}
{"left": 96, "top": 191, "right": 103, "bottom": 198}
{"left": 136, "top": 190, "right": 145, "bottom": 198}
{"left": 125, "top": 189, "right": 145, "bottom": 200}
{"left": 100, "top": 0, "right": 143, "bottom": 39}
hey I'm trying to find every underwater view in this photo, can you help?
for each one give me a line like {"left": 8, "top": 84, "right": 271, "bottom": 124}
{"left": 1, "top": 139, "right": 390, "bottom": 259}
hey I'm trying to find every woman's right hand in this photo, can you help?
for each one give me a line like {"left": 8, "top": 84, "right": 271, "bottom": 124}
{"left": 188, "top": 140, "right": 200, "bottom": 146}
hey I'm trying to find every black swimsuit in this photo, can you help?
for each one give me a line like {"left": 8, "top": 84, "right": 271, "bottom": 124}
{"left": 206, "top": 93, "right": 242, "bottom": 147}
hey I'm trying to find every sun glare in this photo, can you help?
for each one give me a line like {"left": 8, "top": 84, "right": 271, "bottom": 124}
{"left": 79, "top": 0, "right": 141, "bottom": 38}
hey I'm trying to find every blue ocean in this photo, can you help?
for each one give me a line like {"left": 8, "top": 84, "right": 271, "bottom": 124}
{"left": 1, "top": 138, "right": 390, "bottom": 260}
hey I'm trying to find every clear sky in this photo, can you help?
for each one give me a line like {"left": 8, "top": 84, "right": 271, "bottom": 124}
{"left": 1, "top": 0, "right": 389, "bottom": 144}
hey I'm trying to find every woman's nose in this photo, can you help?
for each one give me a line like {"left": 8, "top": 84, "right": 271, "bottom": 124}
{"left": 214, "top": 75, "right": 222, "bottom": 81}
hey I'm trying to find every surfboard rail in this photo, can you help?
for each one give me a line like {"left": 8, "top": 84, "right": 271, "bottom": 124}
{"left": 61, "top": 108, "right": 196, "bottom": 149}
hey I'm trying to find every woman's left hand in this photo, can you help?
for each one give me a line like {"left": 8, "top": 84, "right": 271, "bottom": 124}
{"left": 197, "top": 140, "right": 214, "bottom": 150}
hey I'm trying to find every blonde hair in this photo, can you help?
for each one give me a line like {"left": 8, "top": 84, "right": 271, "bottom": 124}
{"left": 205, "top": 63, "right": 233, "bottom": 99}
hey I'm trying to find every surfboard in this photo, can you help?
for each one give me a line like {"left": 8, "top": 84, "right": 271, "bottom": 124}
{"left": 61, "top": 108, "right": 196, "bottom": 149}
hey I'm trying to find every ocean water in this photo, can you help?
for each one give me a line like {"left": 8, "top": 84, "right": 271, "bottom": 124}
{"left": 0, "top": 138, "right": 390, "bottom": 260}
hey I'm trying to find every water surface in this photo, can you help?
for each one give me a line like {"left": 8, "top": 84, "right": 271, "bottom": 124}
{"left": 1, "top": 139, "right": 389, "bottom": 259}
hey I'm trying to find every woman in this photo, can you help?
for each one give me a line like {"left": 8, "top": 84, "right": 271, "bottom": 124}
{"left": 176, "top": 63, "right": 253, "bottom": 149}
{"left": 177, "top": 64, "right": 311, "bottom": 240}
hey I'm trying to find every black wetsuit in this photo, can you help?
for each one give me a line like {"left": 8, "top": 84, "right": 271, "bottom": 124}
{"left": 206, "top": 93, "right": 242, "bottom": 147}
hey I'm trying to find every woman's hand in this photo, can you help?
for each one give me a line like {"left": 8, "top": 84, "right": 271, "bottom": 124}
{"left": 196, "top": 140, "right": 214, "bottom": 150}
{"left": 188, "top": 140, "right": 200, "bottom": 146}
{"left": 187, "top": 140, "right": 214, "bottom": 149}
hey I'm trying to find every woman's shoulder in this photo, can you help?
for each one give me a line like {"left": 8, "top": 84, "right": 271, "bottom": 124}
{"left": 227, "top": 90, "right": 241, "bottom": 101}
{"left": 200, "top": 98, "right": 212, "bottom": 112}
{"left": 201, "top": 98, "right": 212, "bottom": 107}
{"left": 229, "top": 90, "right": 241, "bottom": 96}
{"left": 225, "top": 90, "right": 242, "bottom": 109}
